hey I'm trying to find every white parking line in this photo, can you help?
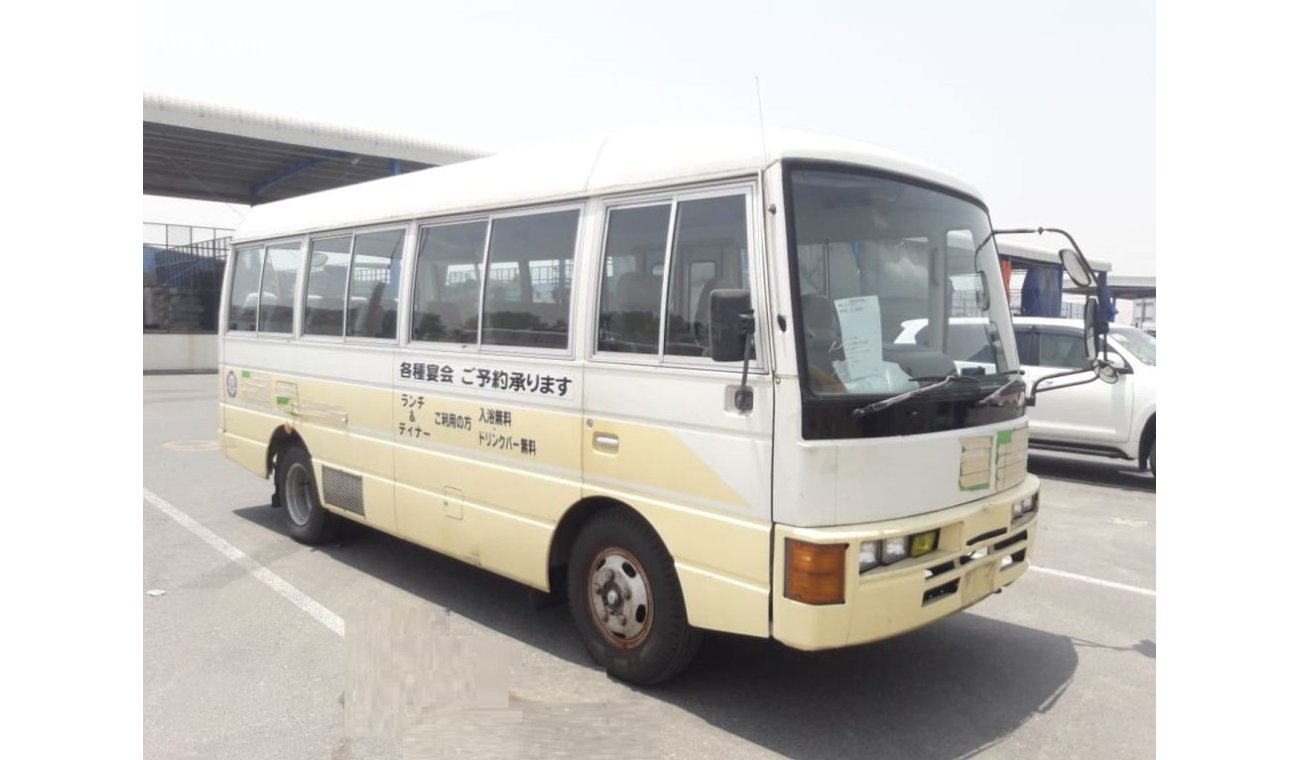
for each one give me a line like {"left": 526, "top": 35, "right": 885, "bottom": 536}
{"left": 1030, "top": 565, "right": 1156, "bottom": 597}
{"left": 143, "top": 489, "right": 346, "bottom": 637}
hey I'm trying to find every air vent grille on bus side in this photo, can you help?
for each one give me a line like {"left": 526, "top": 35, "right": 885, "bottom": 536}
{"left": 322, "top": 466, "right": 365, "bottom": 516}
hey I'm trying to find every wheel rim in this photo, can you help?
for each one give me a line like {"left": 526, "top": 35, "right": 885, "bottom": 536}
{"left": 587, "top": 548, "right": 653, "bottom": 648}
{"left": 284, "top": 462, "right": 314, "bottom": 527}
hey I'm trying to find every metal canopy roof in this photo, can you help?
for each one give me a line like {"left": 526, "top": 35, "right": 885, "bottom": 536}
{"left": 143, "top": 93, "right": 490, "bottom": 205}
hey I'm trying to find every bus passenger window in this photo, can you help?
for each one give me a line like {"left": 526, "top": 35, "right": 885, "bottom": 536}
{"left": 597, "top": 205, "right": 671, "bottom": 354}
{"left": 665, "top": 195, "right": 748, "bottom": 357}
{"left": 412, "top": 221, "right": 487, "bottom": 344}
{"left": 227, "top": 246, "right": 264, "bottom": 332}
{"left": 257, "top": 242, "right": 300, "bottom": 334}
{"left": 347, "top": 229, "right": 404, "bottom": 340}
{"left": 303, "top": 236, "right": 352, "bottom": 336}
{"left": 482, "top": 210, "right": 579, "bottom": 349}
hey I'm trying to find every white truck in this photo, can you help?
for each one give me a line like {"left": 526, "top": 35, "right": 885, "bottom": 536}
{"left": 1013, "top": 316, "right": 1157, "bottom": 476}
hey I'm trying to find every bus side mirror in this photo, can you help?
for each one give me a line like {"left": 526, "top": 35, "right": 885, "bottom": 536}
{"left": 710, "top": 289, "right": 753, "bottom": 362}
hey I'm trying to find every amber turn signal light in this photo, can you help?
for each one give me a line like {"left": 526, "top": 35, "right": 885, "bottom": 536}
{"left": 785, "top": 539, "right": 847, "bottom": 605}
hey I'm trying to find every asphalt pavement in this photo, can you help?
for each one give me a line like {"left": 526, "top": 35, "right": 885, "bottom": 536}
{"left": 143, "top": 374, "right": 1155, "bottom": 759}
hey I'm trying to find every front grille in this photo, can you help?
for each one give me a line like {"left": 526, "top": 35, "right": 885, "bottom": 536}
{"left": 967, "top": 527, "right": 1008, "bottom": 546}
{"left": 993, "top": 530, "right": 1029, "bottom": 552}
{"left": 923, "top": 579, "right": 959, "bottom": 604}
{"left": 920, "top": 527, "right": 1031, "bottom": 607}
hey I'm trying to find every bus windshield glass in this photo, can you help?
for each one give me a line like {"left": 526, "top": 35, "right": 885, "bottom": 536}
{"left": 788, "top": 166, "right": 1016, "bottom": 397}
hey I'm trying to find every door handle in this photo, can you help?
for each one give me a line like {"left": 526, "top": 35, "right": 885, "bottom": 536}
{"left": 593, "top": 433, "right": 620, "bottom": 454}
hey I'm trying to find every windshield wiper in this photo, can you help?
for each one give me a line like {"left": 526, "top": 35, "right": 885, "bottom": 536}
{"left": 851, "top": 375, "right": 979, "bottom": 418}
{"left": 974, "top": 370, "right": 1026, "bottom": 407}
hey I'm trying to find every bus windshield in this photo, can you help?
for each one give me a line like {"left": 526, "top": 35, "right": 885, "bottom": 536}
{"left": 788, "top": 166, "right": 1016, "bottom": 397}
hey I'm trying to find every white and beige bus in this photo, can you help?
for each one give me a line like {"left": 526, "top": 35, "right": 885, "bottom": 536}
{"left": 219, "top": 124, "right": 1045, "bottom": 685}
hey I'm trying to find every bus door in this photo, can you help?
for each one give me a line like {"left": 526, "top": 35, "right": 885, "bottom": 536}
{"left": 580, "top": 184, "right": 774, "bottom": 636}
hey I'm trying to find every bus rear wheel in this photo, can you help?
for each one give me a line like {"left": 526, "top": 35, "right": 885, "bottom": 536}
{"left": 274, "top": 446, "right": 338, "bottom": 545}
{"left": 566, "top": 508, "right": 700, "bottom": 686}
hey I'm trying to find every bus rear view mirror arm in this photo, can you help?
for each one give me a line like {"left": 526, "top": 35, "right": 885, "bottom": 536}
{"left": 710, "top": 289, "right": 755, "bottom": 413}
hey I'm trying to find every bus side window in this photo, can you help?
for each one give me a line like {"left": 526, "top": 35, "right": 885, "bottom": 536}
{"left": 347, "top": 229, "right": 404, "bottom": 340}
{"left": 665, "top": 195, "right": 748, "bottom": 357}
{"left": 303, "top": 236, "right": 352, "bottom": 336}
{"left": 597, "top": 205, "right": 671, "bottom": 354}
{"left": 227, "top": 246, "right": 264, "bottom": 332}
{"left": 482, "top": 209, "right": 580, "bottom": 349}
{"left": 257, "top": 242, "right": 300, "bottom": 334}
{"left": 412, "top": 221, "right": 488, "bottom": 344}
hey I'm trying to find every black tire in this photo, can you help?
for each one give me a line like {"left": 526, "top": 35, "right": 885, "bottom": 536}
{"left": 274, "top": 446, "right": 339, "bottom": 545}
{"left": 1150, "top": 437, "right": 1156, "bottom": 479}
{"left": 566, "top": 508, "right": 701, "bottom": 686}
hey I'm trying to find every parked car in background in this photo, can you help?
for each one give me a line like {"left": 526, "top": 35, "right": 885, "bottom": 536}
{"left": 893, "top": 315, "right": 1156, "bottom": 475}
{"left": 1012, "top": 317, "right": 1157, "bottom": 476}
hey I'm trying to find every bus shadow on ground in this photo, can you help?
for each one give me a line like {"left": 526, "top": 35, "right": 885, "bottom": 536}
{"left": 234, "top": 504, "right": 1080, "bottom": 760}
{"left": 1028, "top": 452, "right": 1156, "bottom": 493}
{"left": 666, "top": 620, "right": 1078, "bottom": 760}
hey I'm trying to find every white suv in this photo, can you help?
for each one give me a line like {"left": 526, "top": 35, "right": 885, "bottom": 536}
{"left": 1012, "top": 317, "right": 1157, "bottom": 476}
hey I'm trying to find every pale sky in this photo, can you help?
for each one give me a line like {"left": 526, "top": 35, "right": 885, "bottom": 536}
{"left": 144, "top": 0, "right": 1155, "bottom": 275}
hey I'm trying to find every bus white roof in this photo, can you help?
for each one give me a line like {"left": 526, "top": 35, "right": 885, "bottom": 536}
{"left": 232, "top": 123, "right": 986, "bottom": 243}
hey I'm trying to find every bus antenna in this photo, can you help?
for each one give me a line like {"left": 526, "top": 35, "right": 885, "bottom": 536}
{"left": 754, "top": 75, "right": 770, "bottom": 168}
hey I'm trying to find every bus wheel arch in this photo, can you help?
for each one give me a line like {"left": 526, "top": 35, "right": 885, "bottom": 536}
{"left": 270, "top": 439, "right": 339, "bottom": 545}
{"left": 547, "top": 497, "right": 623, "bottom": 596}
{"left": 561, "top": 501, "right": 701, "bottom": 685}
{"left": 266, "top": 425, "right": 306, "bottom": 482}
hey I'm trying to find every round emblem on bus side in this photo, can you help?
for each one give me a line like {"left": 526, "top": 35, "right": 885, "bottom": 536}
{"left": 226, "top": 370, "right": 238, "bottom": 398}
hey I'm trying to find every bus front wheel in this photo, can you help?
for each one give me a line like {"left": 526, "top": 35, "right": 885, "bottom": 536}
{"left": 566, "top": 508, "right": 701, "bottom": 686}
{"left": 274, "top": 446, "right": 338, "bottom": 545}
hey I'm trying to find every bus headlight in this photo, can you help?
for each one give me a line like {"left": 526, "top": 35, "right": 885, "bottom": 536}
{"left": 862, "top": 531, "right": 940, "bottom": 574}
{"left": 858, "top": 541, "right": 880, "bottom": 573}
{"left": 881, "top": 536, "right": 908, "bottom": 565}
{"left": 1012, "top": 494, "right": 1038, "bottom": 517}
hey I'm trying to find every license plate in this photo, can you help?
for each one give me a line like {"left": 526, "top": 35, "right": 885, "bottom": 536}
{"left": 962, "top": 562, "right": 997, "bottom": 605}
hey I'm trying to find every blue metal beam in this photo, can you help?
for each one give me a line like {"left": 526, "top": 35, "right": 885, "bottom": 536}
{"left": 391, "top": 159, "right": 402, "bottom": 176}
{"left": 250, "top": 152, "right": 355, "bottom": 202}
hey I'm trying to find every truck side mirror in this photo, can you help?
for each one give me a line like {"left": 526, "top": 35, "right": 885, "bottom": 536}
{"left": 710, "top": 289, "right": 753, "bottom": 362}
{"left": 1059, "top": 248, "right": 1095, "bottom": 288}
{"left": 1083, "top": 299, "right": 1099, "bottom": 362}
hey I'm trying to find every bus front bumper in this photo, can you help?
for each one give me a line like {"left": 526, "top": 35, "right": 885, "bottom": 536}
{"left": 772, "top": 475, "right": 1039, "bottom": 651}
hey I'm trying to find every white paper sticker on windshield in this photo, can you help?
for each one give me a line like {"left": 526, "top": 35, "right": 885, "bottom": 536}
{"left": 834, "top": 296, "right": 885, "bottom": 383}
